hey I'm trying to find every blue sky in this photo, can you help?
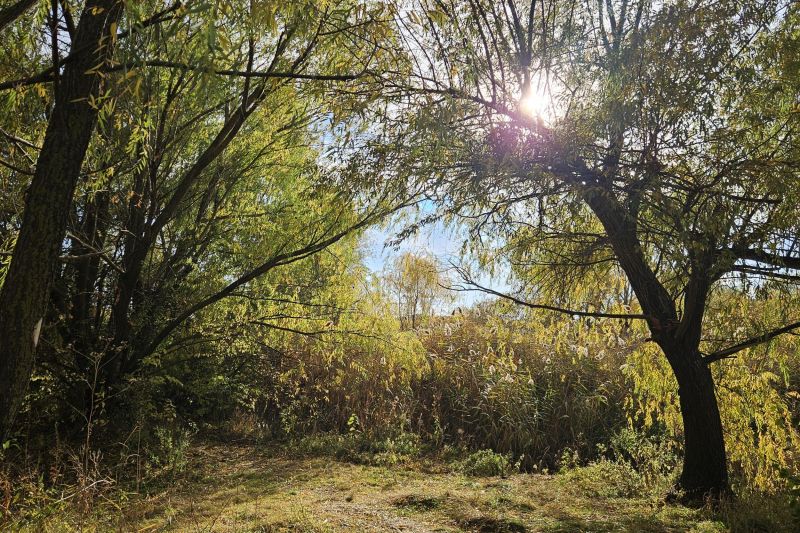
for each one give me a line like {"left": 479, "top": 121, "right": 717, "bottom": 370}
{"left": 361, "top": 218, "right": 512, "bottom": 309}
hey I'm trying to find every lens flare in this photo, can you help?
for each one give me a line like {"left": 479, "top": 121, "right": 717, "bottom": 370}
{"left": 520, "top": 88, "right": 549, "bottom": 118}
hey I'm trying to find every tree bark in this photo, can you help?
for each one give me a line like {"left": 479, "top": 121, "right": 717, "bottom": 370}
{"left": 0, "top": 0, "right": 38, "bottom": 33}
{"left": 662, "top": 342, "right": 729, "bottom": 502}
{"left": 573, "top": 176, "right": 729, "bottom": 499}
{"left": 0, "top": 0, "right": 124, "bottom": 442}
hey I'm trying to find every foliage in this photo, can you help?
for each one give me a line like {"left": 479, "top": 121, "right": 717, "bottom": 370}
{"left": 607, "top": 427, "right": 680, "bottom": 492}
{"left": 458, "top": 449, "right": 515, "bottom": 477}
{"left": 625, "top": 290, "right": 800, "bottom": 491}
{"left": 385, "top": 0, "right": 800, "bottom": 495}
{"left": 413, "top": 301, "right": 632, "bottom": 469}
{"left": 146, "top": 425, "right": 195, "bottom": 479}
{"left": 1, "top": 0, "right": 800, "bottom": 523}
{"left": 383, "top": 252, "right": 452, "bottom": 330}
{"left": 559, "top": 460, "right": 643, "bottom": 499}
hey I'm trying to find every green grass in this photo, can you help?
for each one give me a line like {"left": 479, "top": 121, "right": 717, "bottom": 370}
{"left": 4, "top": 443, "right": 795, "bottom": 532}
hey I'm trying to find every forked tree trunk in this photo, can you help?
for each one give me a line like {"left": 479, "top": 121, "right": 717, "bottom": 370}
{"left": 0, "top": 0, "right": 124, "bottom": 442}
{"left": 664, "top": 343, "right": 729, "bottom": 501}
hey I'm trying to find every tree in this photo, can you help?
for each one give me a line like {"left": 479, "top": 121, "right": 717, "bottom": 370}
{"left": 386, "top": 0, "right": 800, "bottom": 500}
{"left": 0, "top": 0, "right": 407, "bottom": 438}
{"left": 0, "top": 0, "right": 125, "bottom": 441}
{"left": 385, "top": 252, "right": 450, "bottom": 329}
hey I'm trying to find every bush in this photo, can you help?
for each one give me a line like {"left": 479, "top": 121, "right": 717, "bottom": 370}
{"left": 559, "top": 460, "right": 643, "bottom": 498}
{"left": 458, "top": 449, "right": 515, "bottom": 477}
{"left": 607, "top": 427, "right": 680, "bottom": 491}
{"left": 146, "top": 425, "right": 195, "bottom": 478}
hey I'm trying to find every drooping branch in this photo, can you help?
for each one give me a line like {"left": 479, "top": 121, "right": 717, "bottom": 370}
{"left": 703, "top": 320, "right": 800, "bottom": 364}
{"left": 447, "top": 264, "right": 648, "bottom": 320}
{"left": 410, "top": 80, "right": 677, "bottom": 323}
{"left": 1, "top": 10, "right": 379, "bottom": 92}
{"left": 140, "top": 200, "right": 413, "bottom": 358}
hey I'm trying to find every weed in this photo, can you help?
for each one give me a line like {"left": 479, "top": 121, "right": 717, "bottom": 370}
{"left": 459, "top": 450, "right": 515, "bottom": 477}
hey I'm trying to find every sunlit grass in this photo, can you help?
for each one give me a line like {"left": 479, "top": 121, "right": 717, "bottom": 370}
{"left": 10, "top": 442, "right": 784, "bottom": 532}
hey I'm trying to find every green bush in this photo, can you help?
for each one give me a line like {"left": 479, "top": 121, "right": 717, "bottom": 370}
{"left": 146, "top": 425, "right": 195, "bottom": 478}
{"left": 559, "top": 460, "right": 643, "bottom": 498}
{"left": 459, "top": 449, "right": 515, "bottom": 477}
{"left": 607, "top": 427, "right": 680, "bottom": 491}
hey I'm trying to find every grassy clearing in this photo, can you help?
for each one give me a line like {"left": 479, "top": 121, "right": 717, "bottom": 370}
{"left": 4, "top": 442, "right": 794, "bottom": 532}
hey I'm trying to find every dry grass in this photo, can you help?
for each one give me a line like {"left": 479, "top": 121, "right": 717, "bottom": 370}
{"left": 4, "top": 443, "right": 783, "bottom": 532}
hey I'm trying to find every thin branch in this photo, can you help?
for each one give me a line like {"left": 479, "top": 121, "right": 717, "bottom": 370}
{"left": 0, "top": 127, "right": 41, "bottom": 150}
{"left": 103, "top": 58, "right": 374, "bottom": 81}
{"left": 704, "top": 320, "right": 800, "bottom": 364}
{"left": 63, "top": 231, "right": 125, "bottom": 274}
{"left": 0, "top": 156, "right": 32, "bottom": 174}
{"left": 448, "top": 265, "right": 647, "bottom": 320}
{"left": 140, "top": 200, "right": 412, "bottom": 357}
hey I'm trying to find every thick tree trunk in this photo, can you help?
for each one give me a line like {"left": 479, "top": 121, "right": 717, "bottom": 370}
{"left": 0, "top": 0, "right": 124, "bottom": 441}
{"left": 581, "top": 181, "right": 729, "bottom": 501}
{"left": 664, "top": 344, "right": 729, "bottom": 502}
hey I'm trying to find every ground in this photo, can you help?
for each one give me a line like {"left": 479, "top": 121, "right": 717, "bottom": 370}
{"left": 8, "top": 443, "right": 763, "bottom": 532}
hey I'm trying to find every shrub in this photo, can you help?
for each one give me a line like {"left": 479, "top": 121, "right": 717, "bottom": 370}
{"left": 559, "top": 460, "right": 643, "bottom": 498}
{"left": 146, "top": 425, "right": 195, "bottom": 478}
{"left": 607, "top": 427, "right": 680, "bottom": 491}
{"left": 459, "top": 449, "right": 514, "bottom": 477}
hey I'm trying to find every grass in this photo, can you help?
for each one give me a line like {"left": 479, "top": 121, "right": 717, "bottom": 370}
{"left": 3, "top": 442, "right": 794, "bottom": 532}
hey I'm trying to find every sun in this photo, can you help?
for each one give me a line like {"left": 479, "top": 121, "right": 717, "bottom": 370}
{"left": 519, "top": 88, "right": 550, "bottom": 119}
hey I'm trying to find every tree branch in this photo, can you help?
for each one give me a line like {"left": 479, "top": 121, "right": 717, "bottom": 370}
{"left": 703, "top": 320, "right": 800, "bottom": 364}
{"left": 62, "top": 231, "right": 125, "bottom": 274}
{"left": 733, "top": 247, "right": 800, "bottom": 270}
{"left": 0, "top": 0, "right": 37, "bottom": 33}
{"left": 140, "top": 201, "right": 412, "bottom": 357}
{"left": 103, "top": 58, "right": 374, "bottom": 81}
{"left": 448, "top": 265, "right": 648, "bottom": 320}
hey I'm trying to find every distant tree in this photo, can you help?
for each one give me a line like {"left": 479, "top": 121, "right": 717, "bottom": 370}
{"left": 385, "top": 252, "right": 450, "bottom": 330}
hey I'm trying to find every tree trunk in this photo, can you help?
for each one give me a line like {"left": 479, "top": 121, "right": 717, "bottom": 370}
{"left": 664, "top": 344, "right": 729, "bottom": 502}
{"left": 0, "top": 0, "right": 124, "bottom": 442}
{"left": 582, "top": 181, "right": 729, "bottom": 501}
{"left": 0, "top": 0, "right": 38, "bottom": 33}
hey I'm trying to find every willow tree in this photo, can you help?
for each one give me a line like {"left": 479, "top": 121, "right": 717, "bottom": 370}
{"left": 0, "top": 0, "right": 125, "bottom": 441}
{"left": 388, "top": 0, "right": 800, "bottom": 499}
{"left": 0, "top": 0, "right": 405, "bottom": 439}
{"left": 385, "top": 252, "right": 450, "bottom": 329}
